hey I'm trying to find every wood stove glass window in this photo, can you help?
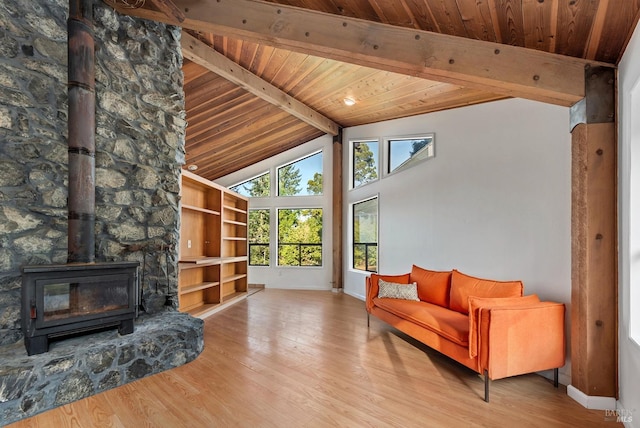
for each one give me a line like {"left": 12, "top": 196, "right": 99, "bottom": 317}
{"left": 41, "top": 275, "right": 130, "bottom": 323}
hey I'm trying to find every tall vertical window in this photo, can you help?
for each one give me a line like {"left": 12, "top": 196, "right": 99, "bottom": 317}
{"left": 278, "top": 152, "right": 323, "bottom": 196}
{"left": 353, "top": 197, "right": 378, "bottom": 272}
{"left": 230, "top": 172, "right": 270, "bottom": 197}
{"left": 631, "top": 79, "right": 640, "bottom": 344}
{"left": 387, "top": 134, "right": 435, "bottom": 174}
{"left": 248, "top": 209, "right": 270, "bottom": 266}
{"left": 278, "top": 208, "right": 323, "bottom": 266}
{"left": 352, "top": 140, "right": 378, "bottom": 188}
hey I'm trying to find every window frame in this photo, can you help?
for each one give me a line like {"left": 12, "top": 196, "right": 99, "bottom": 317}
{"left": 229, "top": 171, "right": 271, "bottom": 198}
{"left": 276, "top": 150, "right": 324, "bottom": 197}
{"left": 276, "top": 207, "right": 324, "bottom": 267}
{"left": 352, "top": 196, "right": 378, "bottom": 273}
{"left": 248, "top": 208, "right": 271, "bottom": 267}
{"left": 350, "top": 139, "right": 380, "bottom": 190}
{"left": 384, "top": 133, "right": 435, "bottom": 177}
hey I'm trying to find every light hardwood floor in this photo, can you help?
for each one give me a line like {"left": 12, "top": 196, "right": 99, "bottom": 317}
{"left": 9, "top": 290, "right": 618, "bottom": 427}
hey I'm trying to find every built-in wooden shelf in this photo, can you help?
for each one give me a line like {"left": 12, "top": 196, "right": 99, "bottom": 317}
{"left": 178, "top": 170, "right": 248, "bottom": 318}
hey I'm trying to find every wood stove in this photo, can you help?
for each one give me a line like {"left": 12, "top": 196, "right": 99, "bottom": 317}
{"left": 21, "top": 262, "right": 138, "bottom": 355}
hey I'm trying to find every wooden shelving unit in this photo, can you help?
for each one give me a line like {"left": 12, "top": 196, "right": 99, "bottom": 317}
{"left": 178, "top": 170, "right": 249, "bottom": 318}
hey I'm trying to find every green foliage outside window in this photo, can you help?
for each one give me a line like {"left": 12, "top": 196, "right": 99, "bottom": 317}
{"left": 249, "top": 209, "right": 270, "bottom": 266}
{"left": 231, "top": 172, "right": 270, "bottom": 197}
{"left": 278, "top": 208, "right": 323, "bottom": 266}
{"left": 353, "top": 197, "right": 378, "bottom": 272}
{"left": 278, "top": 152, "right": 323, "bottom": 196}
{"left": 353, "top": 141, "right": 378, "bottom": 188}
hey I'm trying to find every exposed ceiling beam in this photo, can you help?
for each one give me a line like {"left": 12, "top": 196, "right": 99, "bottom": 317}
{"left": 181, "top": 32, "right": 339, "bottom": 136}
{"left": 146, "top": 0, "right": 185, "bottom": 23}
{"left": 111, "top": 0, "right": 610, "bottom": 107}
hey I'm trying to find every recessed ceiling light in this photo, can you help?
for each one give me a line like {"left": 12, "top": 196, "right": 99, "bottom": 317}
{"left": 343, "top": 97, "right": 356, "bottom": 106}
{"left": 187, "top": 164, "right": 198, "bottom": 171}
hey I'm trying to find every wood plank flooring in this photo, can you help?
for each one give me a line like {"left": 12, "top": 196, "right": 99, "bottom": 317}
{"left": 8, "top": 290, "right": 618, "bottom": 427}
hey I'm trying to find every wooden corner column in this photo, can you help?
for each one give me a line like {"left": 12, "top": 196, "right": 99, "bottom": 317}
{"left": 570, "top": 65, "right": 617, "bottom": 400}
{"left": 332, "top": 129, "right": 343, "bottom": 291}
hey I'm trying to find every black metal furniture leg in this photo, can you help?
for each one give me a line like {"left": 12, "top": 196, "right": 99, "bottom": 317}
{"left": 554, "top": 368, "right": 559, "bottom": 388}
{"left": 484, "top": 370, "right": 490, "bottom": 402}
{"left": 367, "top": 312, "right": 370, "bottom": 327}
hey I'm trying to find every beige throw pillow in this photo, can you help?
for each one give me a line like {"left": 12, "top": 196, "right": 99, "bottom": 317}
{"left": 378, "top": 279, "right": 420, "bottom": 301}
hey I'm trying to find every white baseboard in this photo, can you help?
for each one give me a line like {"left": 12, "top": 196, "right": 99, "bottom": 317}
{"left": 567, "top": 385, "right": 616, "bottom": 410}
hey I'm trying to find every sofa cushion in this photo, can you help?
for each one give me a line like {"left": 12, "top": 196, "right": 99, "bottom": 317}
{"left": 468, "top": 295, "right": 540, "bottom": 358}
{"left": 378, "top": 279, "right": 420, "bottom": 301}
{"left": 410, "top": 265, "right": 451, "bottom": 307}
{"left": 449, "top": 270, "right": 523, "bottom": 315}
{"left": 373, "top": 298, "right": 469, "bottom": 347}
{"left": 368, "top": 273, "right": 410, "bottom": 300}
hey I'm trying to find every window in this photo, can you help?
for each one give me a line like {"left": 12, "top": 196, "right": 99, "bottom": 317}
{"left": 277, "top": 208, "right": 323, "bottom": 266}
{"left": 631, "top": 79, "right": 640, "bottom": 345}
{"left": 248, "top": 209, "right": 270, "bottom": 266}
{"left": 352, "top": 140, "right": 378, "bottom": 188}
{"left": 230, "top": 172, "right": 270, "bottom": 197}
{"left": 353, "top": 197, "right": 378, "bottom": 272}
{"left": 277, "top": 152, "right": 323, "bottom": 196}
{"left": 387, "top": 134, "right": 435, "bottom": 174}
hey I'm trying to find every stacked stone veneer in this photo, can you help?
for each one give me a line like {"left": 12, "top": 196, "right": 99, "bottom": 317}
{"left": 0, "top": 0, "right": 203, "bottom": 424}
{"left": 0, "top": 312, "right": 204, "bottom": 425}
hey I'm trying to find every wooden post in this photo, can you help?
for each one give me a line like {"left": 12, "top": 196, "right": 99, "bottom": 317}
{"left": 332, "top": 130, "right": 343, "bottom": 291}
{"left": 570, "top": 66, "right": 617, "bottom": 399}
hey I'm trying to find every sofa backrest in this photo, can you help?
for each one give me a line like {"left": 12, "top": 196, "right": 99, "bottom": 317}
{"left": 409, "top": 265, "right": 452, "bottom": 308}
{"left": 449, "top": 269, "right": 524, "bottom": 315}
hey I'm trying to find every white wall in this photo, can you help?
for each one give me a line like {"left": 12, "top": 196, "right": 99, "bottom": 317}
{"left": 343, "top": 98, "right": 571, "bottom": 301}
{"left": 343, "top": 98, "right": 572, "bottom": 381}
{"left": 216, "top": 135, "right": 334, "bottom": 291}
{"left": 618, "top": 17, "right": 640, "bottom": 427}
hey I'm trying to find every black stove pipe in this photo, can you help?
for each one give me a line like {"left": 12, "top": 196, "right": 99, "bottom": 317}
{"left": 67, "top": 0, "right": 95, "bottom": 263}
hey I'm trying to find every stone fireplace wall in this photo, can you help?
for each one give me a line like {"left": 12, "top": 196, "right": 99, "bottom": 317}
{"left": 0, "top": 0, "right": 186, "bottom": 345}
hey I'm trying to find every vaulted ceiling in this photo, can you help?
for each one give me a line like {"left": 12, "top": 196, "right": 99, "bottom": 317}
{"left": 112, "top": 0, "right": 640, "bottom": 180}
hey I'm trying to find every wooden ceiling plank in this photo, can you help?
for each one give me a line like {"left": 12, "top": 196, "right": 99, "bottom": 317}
{"left": 182, "top": 32, "right": 340, "bottom": 135}
{"left": 489, "top": 0, "right": 526, "bottom": 47}
{"left": 455, "top": 0, "right": 497, "bottom": 42}
{"left": 197, "top": 124, "right": 321, "bottom": 173}
{"left": 188, "top": 116, "right": 315, "bottom": 167}
{"left": 521, "top": 0, "right": 554, "bottom": 52}
{"left": 584, "top": 0, "right": 609, "bottom": 60}
{"left": 421, "top": 0, "right": 467, "bottom": 36}
{"left": 595, "top": 0, "right": 640, "bottom": 63}
{"left": 187, "top": 102, "right": 282, "bottom": 147}
{"left": 118, "top": 0, "right": 594, "bottom": 106}
{"left": 402, "top": 0, "right": 440, "bottom": 32}
{"left": 555, "top": 0, "right": 598, "bottom": 59}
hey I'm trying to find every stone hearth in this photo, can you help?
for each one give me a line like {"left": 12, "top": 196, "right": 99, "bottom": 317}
{"left": 0, "top": 311, "right": 203, "bottom": 425}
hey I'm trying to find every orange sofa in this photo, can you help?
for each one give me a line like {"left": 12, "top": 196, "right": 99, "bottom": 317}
{"left": 365, "top": 265, "right": 566, "bottom": 401}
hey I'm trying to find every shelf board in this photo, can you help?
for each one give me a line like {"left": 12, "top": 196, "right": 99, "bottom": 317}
{"left": 179, "top": 256, "right": 223, "bottom": 267}
{"left": 222, "top": 236, "right": 247, "bottom": 241}
{"left": 223, "top": 219, "right": 247, "bottom": 226}
{"left": 220, "top": 256, "right": 248, "bottom": 263}
{"left": 186, "top": 302, "right": 221, "bottom": 318}
{"left": 180, "top": 281, "right": 220, "bottom": 294}
{"left": 223, "top": 290, "right": 247, "bottom": 301}
{"left": 182, "top": 204, "right": 221, "bottom": 216}
{"left": 223, "top": 205, "right": 247, "bottom": 214}
{"left": 222, "top": 273, "right": 247, "bottom": 283}
{"left": 186, "top": 293, "right": 248, "bottom": 319}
